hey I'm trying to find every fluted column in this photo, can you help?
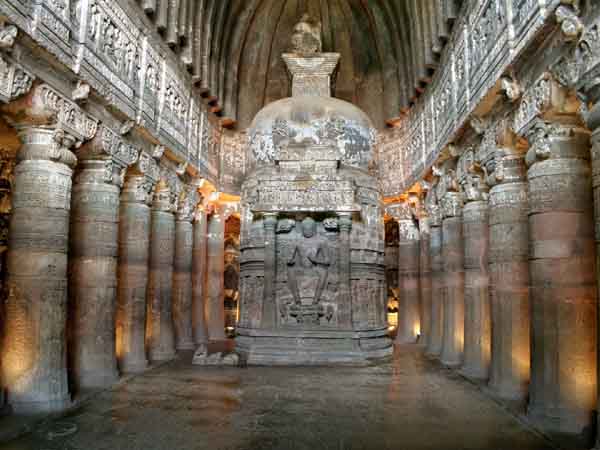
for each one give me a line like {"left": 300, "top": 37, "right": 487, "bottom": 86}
{"left": 70, "top": 126, "right": 138, "bottom": 390}
{"left": 395, "top": 204, "right": 420, "bottom": 344}
{"left": 173, "top": 188, "right": 197, "bottom": 350}
{"left": 116, "top": 152, "right": 158, "bottom": 373}
{"left": 458, "top": 149, "right": 490, "bottom": 380}
{"left": 206, "top": 206, "right": 226, "bottom": 341}
{"left": 439, "top": 188, "right": 464, "bottom": 367}
{"left": 146, "top": 180, "right": 177, "bottom": 361}
{"left": 418, "top": 212, "right": 431, "bottom": 348}
{"left": 485, "top": 126, "right": 530, "bottom": 401}
{"left": 261, "top": 213, "right": 277, "bottom": 328}
{"left": 425, "top": 185, "right": 443, "bottom": 357}
{"left": 525, "top": 120, "right": 597, "bottom": 434}
{"left": 192, "top": 202, "right": 209, "bottom": 345}
{"left": 1, "top": 84, "right": 97, "bottom": 413}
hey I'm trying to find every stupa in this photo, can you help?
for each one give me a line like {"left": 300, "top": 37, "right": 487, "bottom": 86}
{"left": 235, "top": 15, "right": 392, "bottom": 365}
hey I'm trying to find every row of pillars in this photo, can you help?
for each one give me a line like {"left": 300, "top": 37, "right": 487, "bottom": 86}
{"left": 392, "top": 101, "right": 598, "bottom": 436}
{"left": 0, "top": 87, "right": 231, "bottom": 414}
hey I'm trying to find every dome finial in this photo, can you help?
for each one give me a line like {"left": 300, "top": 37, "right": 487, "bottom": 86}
{"left": 290, "top": 14, "right": 322, "bottom": 54}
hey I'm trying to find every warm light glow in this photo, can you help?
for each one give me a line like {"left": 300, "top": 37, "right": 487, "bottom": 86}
{"left": 413, "top": 323, "right": 421, "bottom": 337}
{"left": 387, "top": 312, "right": 398, "bottom": 328}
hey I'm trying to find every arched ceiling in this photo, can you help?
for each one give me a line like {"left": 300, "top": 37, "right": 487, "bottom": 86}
{"left": 140, "top": 0, "right": 463, "bottom": 129}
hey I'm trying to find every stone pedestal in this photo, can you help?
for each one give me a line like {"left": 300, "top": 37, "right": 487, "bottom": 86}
{"left": 2, "top": 127, "right": 74, "bottom": 413}
{"left": 488, "top": 173, "right": 530, "bottom": 401}
{"left": 116, "top": 172, "right": 152, "bottom": 373}
{"left": 440, "top": 206, "right": 464, "bottom": 367}
{"left": 173, "top": 215, "right": 195, "bottom": 350}
{"left": 206, "top": 210, "right": 226, "bottom": 341}
{"left": 70, "top": 158, "right": 120, "bottom": 389}
{"left": 192, "top": 206, "right": 209, "bottom": 345}
{"left": 395, "top": 217, "right": 420, "bottom": 344}
{"left": 426, "top": 224, "right": 443, "bottom": 357}
{"left": 418, "top": 218, "right": 431, "bottom": 348}
{"left": 146, "top": 183, "right": 177, "bottom": 361}
{"left": 461, "top": 200, "right": 490, "bottom": 380}
{"left": 526, "top": 123, "right": 597, "bottom": 434}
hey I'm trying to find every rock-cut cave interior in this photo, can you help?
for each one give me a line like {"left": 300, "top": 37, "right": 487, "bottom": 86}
{"left": 0, "top": 0, "right": 599, "bottom": 449}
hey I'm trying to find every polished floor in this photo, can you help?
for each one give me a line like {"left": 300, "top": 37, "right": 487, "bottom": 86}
{"left": 0, "top": 345, "right": 565, "bottom": 450}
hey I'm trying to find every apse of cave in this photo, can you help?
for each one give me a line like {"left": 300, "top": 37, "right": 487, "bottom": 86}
{"left": 0, "top": 1, "right": 598, "bottom": 449}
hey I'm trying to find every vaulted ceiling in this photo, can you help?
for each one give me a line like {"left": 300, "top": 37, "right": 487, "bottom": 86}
{"left": 140, "top": 0, "right": 463, "bottom": 129}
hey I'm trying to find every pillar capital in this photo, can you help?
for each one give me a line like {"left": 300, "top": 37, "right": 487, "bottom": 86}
{"left": 512, "top": 72, "right": 581, "bottom": 140}
{"left": 76, "top": 124, "right": 140, "bottom": 187}
{"left": 436, "top": 162, "right": 463, "bottom": 218}
{"left": 122, "top": 151, "right": 160, "bottom": 205}
{"left": 524, "top": 120, "right": 590, "bottom": 167}
{"left": 2, "top": 84, "right": 98, "bottom": 163}
{"left": 477, "top": 118, "right": 526, "bottom": 187}
{"left": 153, "top": 163, "right": 180, "bottom": 212}
{"left": 457, "top": 146, "right": 489, "bottom": 203}
{"left": 177, "top": 185, "right": 198, "bottom": 222}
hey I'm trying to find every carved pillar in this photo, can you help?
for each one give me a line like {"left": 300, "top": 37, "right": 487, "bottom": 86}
{"left": 1, "top": 84, "right": 97, "bottom": 413}
{"left": 116, "top": 152, "right": 158, "bottom": 373}
{"left": 457, "top": 148, "right": 491, "bottom": 380}
{"left": 484, "top": 125, "right": 530, "bottom": 401}
{"left": 418, "top": 211, "right": 432, "bottom": 349}
{"left": 146, "top": 179, "right": 177, "bottom": 361}
{"left": 69, "top": 126, "right": 137, "bottom": 390}
{"left": 439, "top": 167, "right": 465, "bottom": 367}
{"left": 173, "top": 187, "right": 196, "bottom": 350}
{"left": 192, "top": 202, "right": 209, "bottom": 345}
{"left": 394, "top": 203, "right": 420, "bottom": 344}
{"left": 525, "top": 120, "right": 597, "bottom": 434}
{"left": 574, "top": 25, "right": 600, "bottom": 446}
{"left": 206, "top": 206, "right": 226, "bottom": 340}
{"left": 261, "top": 212, "right": 277, "bottom": 329}
{"left": 338, "top": 212, "right": 353, "bottom": 329}
{"left": 425, "top": 183, "right": 444, "bottom": 357}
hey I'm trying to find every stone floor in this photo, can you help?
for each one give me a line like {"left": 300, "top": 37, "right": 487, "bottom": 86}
{"left": 0, "top": 345, "right": 571, "bottom": 450}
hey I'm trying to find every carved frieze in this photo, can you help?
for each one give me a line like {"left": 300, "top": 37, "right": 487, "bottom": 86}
{"left": 0, "top": 55, "right": 33, "bottom": 103}
{"left": 253, "top": 179, "right": 359, "bottom": 213}
{"left": 469, "top": 0, "right": 509, "bottom": 107}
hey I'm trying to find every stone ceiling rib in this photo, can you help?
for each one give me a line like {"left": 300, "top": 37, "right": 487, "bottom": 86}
{"left": 137, "top": 0, "right": 462, "bottom": 128}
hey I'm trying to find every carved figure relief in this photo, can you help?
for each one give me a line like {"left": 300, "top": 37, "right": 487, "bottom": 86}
{"left": 284, "top": 217, "right": 331, "bottom": 325}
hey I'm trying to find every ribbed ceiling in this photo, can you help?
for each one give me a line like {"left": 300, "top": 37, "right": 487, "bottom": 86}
{"left": 140, "top": 0, "right": 462, "bottom": 129}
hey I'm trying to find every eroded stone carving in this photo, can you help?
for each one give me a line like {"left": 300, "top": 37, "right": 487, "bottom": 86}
{"left": 236, "top": 24, "right": 391, "bottom": 365}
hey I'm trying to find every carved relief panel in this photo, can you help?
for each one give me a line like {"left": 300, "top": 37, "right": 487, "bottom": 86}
{"left": 275, "top": 217, "right": 339, "bottom": 327}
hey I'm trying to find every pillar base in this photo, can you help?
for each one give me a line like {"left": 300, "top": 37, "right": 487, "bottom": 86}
{"left": 486, "top": 381, "right": 528, "bottom": 402}
{"left": 149, "top": 350, "right": 177, "bottom": 362}
{"left": 527, "top": 404, "right": 595, "bottom": 436}
{"left": 176, "top": 341, "right": 196, "bottom": 351}
{"left": 119, "top": 360, "right": 148, "bottom": 374}
{"left": 459, "top": 366, "right": 488, "bottom": 382}
{"left": 395, "top": 335, "right": 418, "bottom": 345}
{"left": 440, "top": 357, "right": 462, "bottom": 368}
{"left": 424, "top": 350, "right": 441, "bottom": 360}
{"left": 9, "top": 396, "right": 71, "bottom": 415}
{"left": 75, "top": 370, "right": 119, "bottom": 390}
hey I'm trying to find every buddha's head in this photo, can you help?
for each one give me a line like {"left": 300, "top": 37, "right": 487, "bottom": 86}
{"left": 301, "top": 217, "right": 317, "bottom": 238}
